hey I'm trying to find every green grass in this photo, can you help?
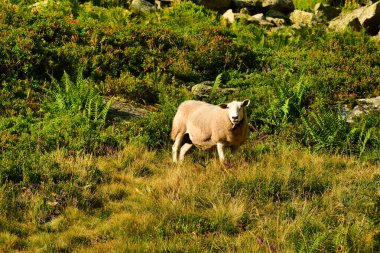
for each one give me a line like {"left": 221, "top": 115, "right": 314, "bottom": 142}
{"left": 1, "top": 142, "right": 379, "bottom": 252}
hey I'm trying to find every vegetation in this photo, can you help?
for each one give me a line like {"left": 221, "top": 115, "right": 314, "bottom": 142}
{"left": 0, "top": 0, "right": 379, "bottom": 251}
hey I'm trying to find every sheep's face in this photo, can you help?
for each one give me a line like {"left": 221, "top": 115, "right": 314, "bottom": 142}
{"left": 220, "top": 99, "right": 250, "bottom": 125}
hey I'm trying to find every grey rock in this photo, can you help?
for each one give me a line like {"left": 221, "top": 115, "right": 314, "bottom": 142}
{"left": 194, "top": 0, "right": 232, "bottom": 11}
{"left": 262, "top": 0, "right": 294, "bottom": 13}
{"left": 130, "top": 0, "right": 155, "bottom": 13}
{"left": 328, "top": 7, "right": 365, "bottom": 32}
{"left": 223, "top": 9, "right": 235, "bottom": 23}
{"left": 290, "top": 10, "right": 316, "bottom": 26}
{"left": 266, "top": 9, "right": 287, "bottom": 19}
{"left": 358, "top": 1, "right": 380, "bottom": 35}
{"left": 314, "top": 3, "right": 340, "bottom": 21}
{"left": 232, "top": 0, "right": 294, "bottom": 13}
{"left": 346, "top": 96, "right": 380, "bottom": 123}
{"left": 267, "top": 16, "right": 285, "bottom": 26}
{"left": 191, "top": 82, "right": 238, "bottom": 98}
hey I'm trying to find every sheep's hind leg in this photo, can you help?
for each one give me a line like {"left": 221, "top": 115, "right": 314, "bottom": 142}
{"left": 172, "top": 133, "right": 185, "bottom": 163}
{"left": 179, "top": 143, "right": 193, "bottom": 161}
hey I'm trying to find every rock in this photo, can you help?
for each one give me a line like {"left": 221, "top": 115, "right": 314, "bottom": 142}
{"left": 267, "top": 16, "right": 285, "bottom": 26}
{"left": 266, "top": 9, "right": 287, "bottom": 19}
{"left": 358, "top": 1, "right": 380, "bottom": 35}
{"left": 232, "top": 0, "right": 261, "bottom": 9}
{"left": 262, "top": 0, "right": 295, "bottom": 13}
{"left": 247, "top": 14, "right": 275, "bottom": 27}
{"left": 194, "top": 0, "right": 232, "bottom": 12}
{"left": 328, "top": 7, "right": 365, "bottom": 32}
{"left": 223, "top": 9, "right": 235, "bottom": 23}
{"left": 130, "top": 0, "right": 155, "bottom": 13}
{"left": 314, "top": 3, "right": 340, "bottom": 21}
{"left": 191, "top": 82, "right": 238, "bottom": 98}
{"left": 240, "top": 7, "right": 250, "bottom": 14}
{"left": 232, "top": 0, "right": 294, "bottom": 13}
{"left": 191, "top": 82, "right": 214, "bottom": 98}
{"left": 290, "top": 10, "right": 316, "bottom": 26}
{"left": 103, "top": 97, "right": 149, "bottom": 120}
{"left": 346, "top": 96, "right": 380, "bottom": 123}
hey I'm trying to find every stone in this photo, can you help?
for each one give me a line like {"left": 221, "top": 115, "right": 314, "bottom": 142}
{"left": 262, "top": 0, "right": 295, "bottom": 13}
{"left": 290, "top": 10, "right": 316, "bottom": 26}
{"left": 358, "top": 1, "right": 380, "bottom": 35}
{"left": 223, "top": 9, "right": 235, "bottom": 23}
{"left": 314, "top": 3, "right": 340, "bottom": 21}
{"left": 328, "top": 7, "right": 365, "bottom": 32}
{"left": 346, "top": 96, "right": 380, "bottom": 123}
{"left": 194, "top": 0, "right": 232, "bottom": 12}
{"left": 191, "top": 82, "right": 238, "bottom": 98}
{"left": 232, "top": 0, "right": 294, "bottom": 13}
{"left": 266, "top": 16, "right": 285, "bottom": 26}
{"left": 266, "top": 9, "right": 287, "bottom": 19}
{"left": 130, "top": 0, "right": 155, "bottom": 13}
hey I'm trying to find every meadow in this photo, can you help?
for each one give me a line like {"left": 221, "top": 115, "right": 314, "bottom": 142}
{"left": 0, "top": 0, "right": 379, "bottom": 252}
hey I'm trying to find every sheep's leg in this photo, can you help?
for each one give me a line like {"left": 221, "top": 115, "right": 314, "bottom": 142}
{"left": 172, "top": 133, "right": 185, "bottom": 163}
{"left": 217, "top": 143, "right": 225, "bottom": 163}
{"left": 179, "top": 143, "right": 193, "bottom": 161}
{"left": 231, "top": 146, "right": 239, "bottom": 157}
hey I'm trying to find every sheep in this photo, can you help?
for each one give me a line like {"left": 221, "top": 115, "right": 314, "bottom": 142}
{"left": 171, "top": 99, "right": 250, "bottom": 164}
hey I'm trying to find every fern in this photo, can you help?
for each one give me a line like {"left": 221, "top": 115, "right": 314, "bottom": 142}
{"left": 211, "top": 73, "right": 223, "bottom": 97}
{"left": 47, "top": 70, "right": 111, "bottom": 130}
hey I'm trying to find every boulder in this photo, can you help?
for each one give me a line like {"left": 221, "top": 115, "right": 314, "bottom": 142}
{"left": 232, "top": 0, "right": 261, "bottom": 9}
{"left": 194, "top": 0, "right": 232, "bottom": 12}
{"left": 346, "top": 96, "right": 380, "bottom": 123}
{"left": 130, "top": 0, "right": 155, "bottom": 13}
{"left": 191, "top": 82, "right": 238, "bottom": 98}
{"left": 262, "top": 0, "right": 294, "bottom": 13}
{"left": 232, "top": 0, "right": 294, "bottom": 13}
{"left": 223, "top": 9, "right": 235, "bottom": 23}
{"left": 266, "top": 16, "right": 285, "bottom": 26}
{"left": 266, "top": 9, "right": 287, "bottom": 19}
{"left": 314, "top": 3, "right": 340, "bottom": 21}
{"left": 246, "top": 14, "right": 275, "bottom": 27}
{"left": 358, "top": 1, "right": 380, "bottom": 35}
{"left": 290, "top": 10, "right": 316, "bottom": 26}
{"left": 328, "top": 7, "right": 365, "bottom": 32}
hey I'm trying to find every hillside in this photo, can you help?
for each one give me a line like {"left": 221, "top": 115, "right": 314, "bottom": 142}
{"left": 0, "top": 0, "right": 379, "bottom": 252}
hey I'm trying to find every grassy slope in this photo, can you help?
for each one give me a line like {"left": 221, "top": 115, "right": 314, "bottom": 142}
{"left": 1, "top": 140, "right": 379, "bottom": 252}
{"left": 1, "top": 1, "right": 380, "bottom": 252}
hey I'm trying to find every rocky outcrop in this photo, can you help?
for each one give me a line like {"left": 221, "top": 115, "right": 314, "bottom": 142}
{"left": 232, "top": 0, "right": 294, "bottom": 13}
{"left": 358, "top": 1, "right": 380, "bottom": 35}
{"left": 314, "top": 3, "right": 340, "bottom": 21}
{"left": 328, "top": 7, "right": 365, "bottom": 32}
{"left": 130, "top": 0, "right": 155, "bottom": 13}
{"left": 191, "top": 82, "right": 238, "bottom": 98}
{"left": 346, "top": 96, "right": 380, "bottom": 123}
{"left": 193, "top": 0, "right": 232, "bottom": 12}
{"left": 329, "top": 1, "right": 380, "bottom": 35}
{"left": 290, "top": 10, "right": 316, "bottom": 26}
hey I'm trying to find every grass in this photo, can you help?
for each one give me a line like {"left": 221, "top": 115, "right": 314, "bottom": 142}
{"left": 1, "top": 140, "right": 379, "bottom": 252}
{"left": 1, "top": 1, "right": 379, "bottom": 252}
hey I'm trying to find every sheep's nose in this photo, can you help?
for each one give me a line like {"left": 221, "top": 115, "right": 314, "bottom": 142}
{"left": 232, "top": 116, "right": 238, "bottom": 120}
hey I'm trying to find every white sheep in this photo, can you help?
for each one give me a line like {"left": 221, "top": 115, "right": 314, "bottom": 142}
{"left": 171, "top": 99, "right": 250, "bottom": 164}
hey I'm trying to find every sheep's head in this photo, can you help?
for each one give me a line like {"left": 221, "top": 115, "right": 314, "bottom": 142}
{"left": 219, "top": 99, "right": 250, "bottom": 126}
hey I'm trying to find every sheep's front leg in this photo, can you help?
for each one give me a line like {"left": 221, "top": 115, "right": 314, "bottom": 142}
{"left": 217, "top": 142, "right": 225, "bottom": 163}
{"left": 179, "top": 143, "right": 193, "bottom": 161}
{"left": 172, "top": 133, "right": 184, "bottom": 163}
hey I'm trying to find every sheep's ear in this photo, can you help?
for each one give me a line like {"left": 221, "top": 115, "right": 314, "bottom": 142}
{"left": 242, "top": 99, "right": 250, "bottom": 107}
{"left": 219, "top": 103, "right": 228, "bottom": 109}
